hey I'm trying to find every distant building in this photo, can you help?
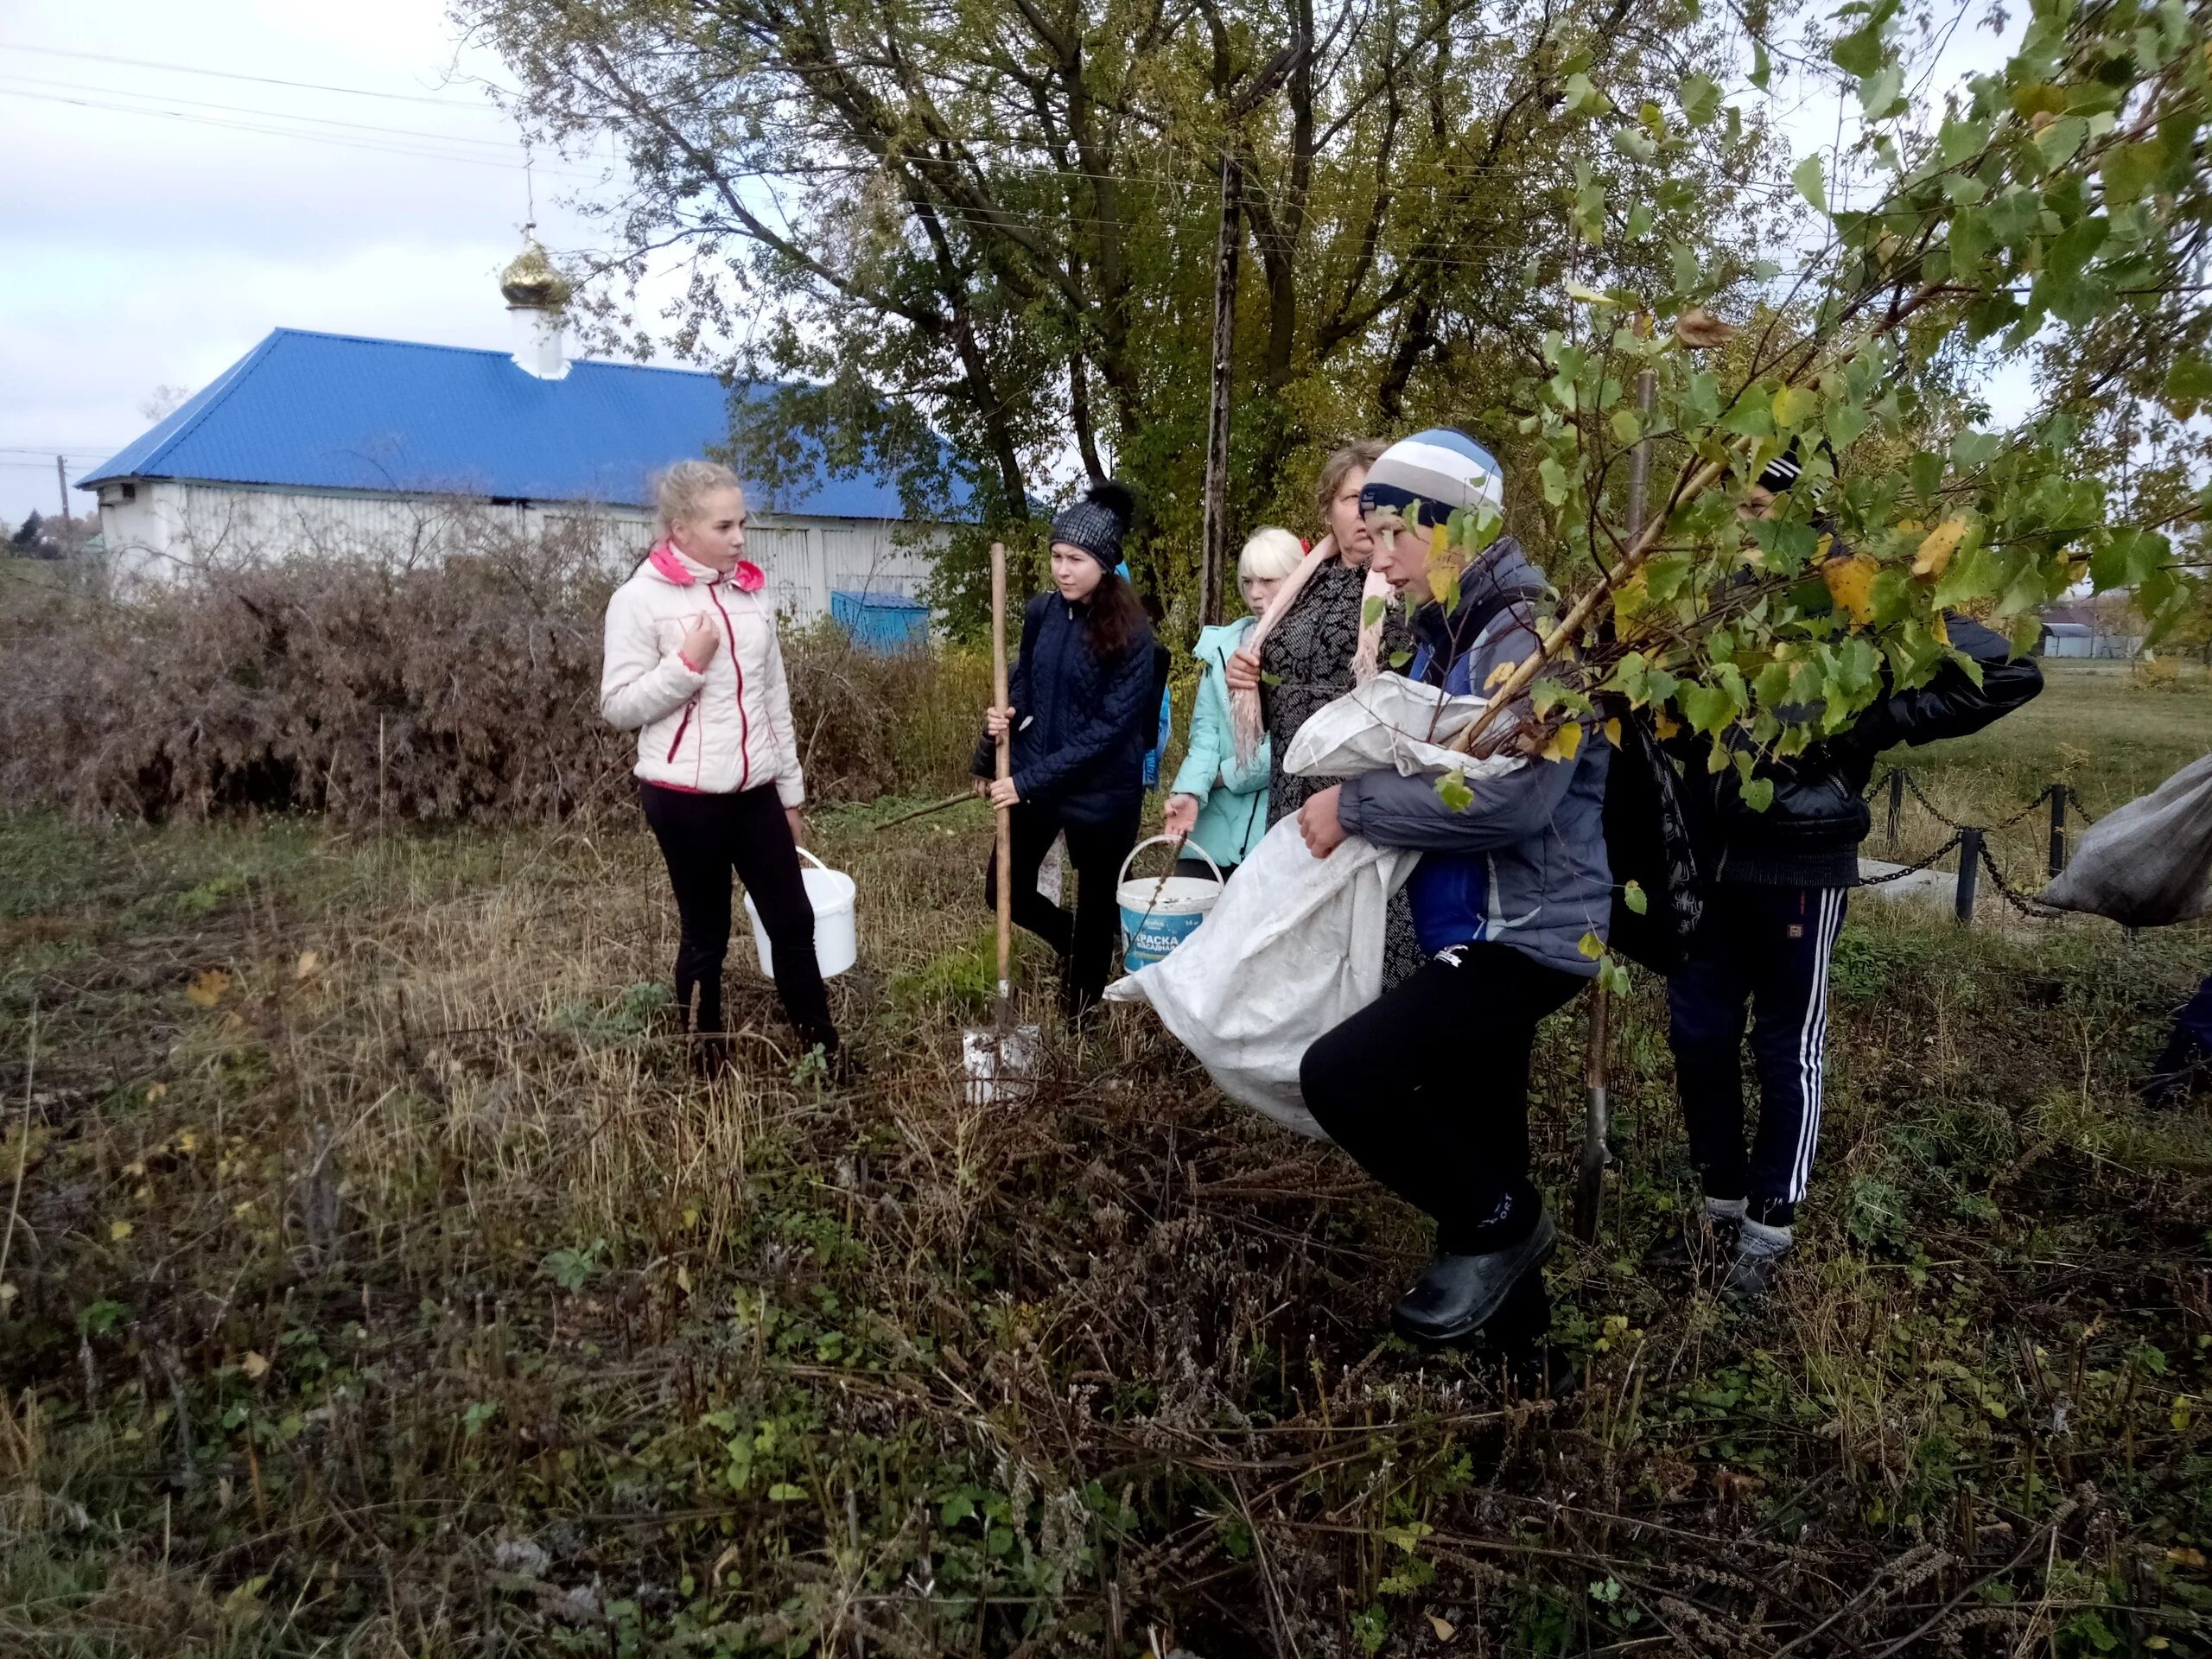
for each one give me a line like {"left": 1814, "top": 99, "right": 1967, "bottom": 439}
{"left": 77, "top": 236, "right": 966, "bottom": 620}
{"left": 2037, "top": 598, "right": 2143, "bottom": 659}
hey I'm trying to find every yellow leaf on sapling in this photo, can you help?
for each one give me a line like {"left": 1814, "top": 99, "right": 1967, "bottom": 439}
{"left": 1914, "top": 517, "right": 1968, "bottom": 577}
{"left": 1653, "top": 709, "right": 1681, "bottom": 740}
{"left": 1484, "top": 658, "right": 1519, "bottom": 691}
{"left": 1821, "top": 553, "right": 1879, "bottom": 625}
{"left": 1604, "top": 716, "right": 1623, "bottom": 747}
{"left": 1770, "top": 385, "right": 1816, "bottom": 428}
{"left": 1541, "top": 721, "right": 1584, "bottom": 763}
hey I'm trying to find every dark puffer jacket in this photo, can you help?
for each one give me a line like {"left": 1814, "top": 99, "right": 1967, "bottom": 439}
{"left": 971, "top": 590, "right": 1157, "bottom": 824}
{"left": 1684, "top": 610, "right": 2044, "bottom": 887}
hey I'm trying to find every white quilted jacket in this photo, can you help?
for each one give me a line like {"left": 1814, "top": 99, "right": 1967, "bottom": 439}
{"left": 600, "top": 545, "right": 804, "bottom": 805}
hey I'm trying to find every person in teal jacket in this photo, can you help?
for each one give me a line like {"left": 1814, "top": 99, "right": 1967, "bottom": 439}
{"left": 1162, "top": 527, "right": 1306, "bottom": 875}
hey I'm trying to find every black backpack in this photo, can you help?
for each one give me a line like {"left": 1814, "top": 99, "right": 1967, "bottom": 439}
{"left": 1600, "top": 703, "right": 1704, "bottom": 974}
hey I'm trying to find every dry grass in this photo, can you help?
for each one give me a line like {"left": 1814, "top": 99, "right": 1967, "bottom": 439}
{"left": 2, "top": 659, "right": 2211, "bottom": 1656}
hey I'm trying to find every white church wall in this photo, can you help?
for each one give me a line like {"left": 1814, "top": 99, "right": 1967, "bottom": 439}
{"left": 92, "top": 480, "right": 944, "bottom": 622}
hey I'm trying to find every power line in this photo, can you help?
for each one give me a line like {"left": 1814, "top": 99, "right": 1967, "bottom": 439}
{"left": 0, "top": 41, "right": 506, "bottom": 109}
{"left": 0, "top": 86, "right": 610, "bottom": 180}
{"left": 0, "top": 71, "right": 526, "bottom": 150}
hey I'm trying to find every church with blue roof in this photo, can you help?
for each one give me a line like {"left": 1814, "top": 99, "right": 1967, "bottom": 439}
{"left": 79, "top": 236, "right": 963, "bottom": 626}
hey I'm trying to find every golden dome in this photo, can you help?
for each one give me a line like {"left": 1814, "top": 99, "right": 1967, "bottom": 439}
{"left": 499, "top": 232, "right": 572, "bottom": 309}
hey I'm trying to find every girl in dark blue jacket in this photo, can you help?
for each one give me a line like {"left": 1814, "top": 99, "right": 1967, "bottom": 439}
{"left": 972, "top": 481, "right": 1156, "bottom": 1017}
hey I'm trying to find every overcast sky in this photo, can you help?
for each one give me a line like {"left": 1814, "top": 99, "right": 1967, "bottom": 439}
{"left": 0, "top": 0, "right": 2023, "bottom": 531}
{"left": 0, "top": 0, "right": 621, "bottom": 526}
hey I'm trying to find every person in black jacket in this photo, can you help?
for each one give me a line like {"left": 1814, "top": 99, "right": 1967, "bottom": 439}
{"left": 1659, "top": 470, "right": 2045, "bottom": 1297}
{"left": 973, "top": 481, "right": 1157, "bottom": 1019}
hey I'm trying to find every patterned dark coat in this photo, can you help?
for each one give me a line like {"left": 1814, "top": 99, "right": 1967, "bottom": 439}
{"left": 1257, "top": 555, "right": 1422, "bottom": 985}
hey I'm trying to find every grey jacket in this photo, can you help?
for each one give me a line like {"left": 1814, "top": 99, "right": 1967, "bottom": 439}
{"left": 1335, "top": 541, "right": 1613, "bottom": 979}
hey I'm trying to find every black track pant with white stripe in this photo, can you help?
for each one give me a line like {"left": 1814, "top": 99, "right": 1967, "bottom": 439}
{"left": 1666, "top": 884, "right": 1848, "bottom": 1225}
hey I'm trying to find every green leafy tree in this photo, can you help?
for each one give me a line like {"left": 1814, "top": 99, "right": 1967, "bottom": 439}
{"left": 1429, "top": 0, "right": 2208, "bottom": 781}
{"left": 464, "top": 0, "right": 1777, "bottom": 625}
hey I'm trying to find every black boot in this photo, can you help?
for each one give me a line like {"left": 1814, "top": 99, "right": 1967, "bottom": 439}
{"left": 1392, "top": 1205, "right": 1557, "bottom": 1348}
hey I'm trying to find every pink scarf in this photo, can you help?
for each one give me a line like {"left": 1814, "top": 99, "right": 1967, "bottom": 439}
{"left": 649, "top": 538, "right": 766, "bottom": 592}
{"left": 1228, "top": 536, "right": 1393, "bottom": 766}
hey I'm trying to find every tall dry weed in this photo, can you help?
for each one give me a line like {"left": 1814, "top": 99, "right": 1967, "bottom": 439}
{"left": 0, "top": 531, "right": 983, "bottom": 826}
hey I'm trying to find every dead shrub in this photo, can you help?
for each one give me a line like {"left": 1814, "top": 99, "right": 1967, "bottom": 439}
{"left": 0, "top": 531, "right": 980, "bottom": 825}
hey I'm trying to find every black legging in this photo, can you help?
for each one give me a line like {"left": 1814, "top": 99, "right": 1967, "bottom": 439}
{"left": 983, "top": 799, "right": 1141, "bottom": 1015}
{"left": 1300, "top": 941, "right": 1581, "bottom": 1252}
{"left": 640, "top": 782, "right": 838, "bottom": 1053}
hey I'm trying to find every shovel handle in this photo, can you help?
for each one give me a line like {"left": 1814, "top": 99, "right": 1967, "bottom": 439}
{"left": 991, "top": 543, "right": 1014, "bottom": 1011}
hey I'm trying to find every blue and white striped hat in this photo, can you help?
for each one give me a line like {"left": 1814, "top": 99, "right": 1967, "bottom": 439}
{"left": 1358, "top": 428, "right": 1505, "bottom": 530}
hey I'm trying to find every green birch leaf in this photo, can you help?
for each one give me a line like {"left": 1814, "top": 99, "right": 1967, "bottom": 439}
{"left": 1671, "top": 243, "right": 1700, "bottom": 294}
{"left": 1859, "top": 62, "right": 1904, "bottom": 119}
{"left": 1678, "top": 72, "right": 1721, "bottom": 126}
{"left": 1793, "top": 155, "right": 1827, "bottom": 213}
{"left": 1830, "top": 24, "right": 1884, "bottom": 77}
{"left": 2102, "top": 139, "right": 2167, "bottom": 205}
{"left": 2033, "top": 115, "right": 2088, "bottom": 171}
{"left": 2164, "top": 354, "right": 2212, "bottom": 407}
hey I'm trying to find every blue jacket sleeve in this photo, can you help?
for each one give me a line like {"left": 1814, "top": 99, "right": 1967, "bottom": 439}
{"left": 973, "top": 595, "right": 1044, "bottom": 779}
{"left": 1014, "top": 630, "right": 1154, "bottom": 803}
{"left": 1170, "top": 658, "right": 1230, "bottom": 798}
{"left": 1336, "top": 740, "right": 1592, "bottom": 854}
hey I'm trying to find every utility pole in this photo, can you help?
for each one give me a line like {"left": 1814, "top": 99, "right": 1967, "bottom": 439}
{"left": 55, "top": 454, "right": 70, "bottom": 524}
{"left": 1198, "top": 150, "right": 1241, "bottom": 630}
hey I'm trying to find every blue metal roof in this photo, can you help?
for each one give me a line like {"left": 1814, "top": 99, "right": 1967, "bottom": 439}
{"left": 79, "top": 327, "right": 967, "bottom": 519}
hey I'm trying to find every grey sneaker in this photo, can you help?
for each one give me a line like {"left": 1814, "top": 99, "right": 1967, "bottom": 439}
{"left": 1720, "top": 1238, "right": 1791, "bottom": 1300}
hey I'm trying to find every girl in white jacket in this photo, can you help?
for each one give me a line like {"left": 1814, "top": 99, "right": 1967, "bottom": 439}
{"left": 601, "top": 460, "right": 842, "bottom": 1071}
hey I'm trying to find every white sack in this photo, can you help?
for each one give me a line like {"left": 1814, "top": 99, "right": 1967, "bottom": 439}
{"left": 2039, "top": 753, "right": 2212, "bottom": 927}
{"left": 1104, "top": 817, "right": 1414, "bottom": 1136}
{"left": 1106, "top": 679, "right": 1526, "bottom": 1135}
{"left": 1282, "top": 673, "right": 1526, "bottom": 785}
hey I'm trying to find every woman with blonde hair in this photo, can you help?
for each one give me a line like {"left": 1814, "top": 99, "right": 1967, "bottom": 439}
{"left": 600, "top": 459, "right": 843, "bottom": 1074}
{"left": 1161, "top": 526, "right": 1304, "bottom": 876}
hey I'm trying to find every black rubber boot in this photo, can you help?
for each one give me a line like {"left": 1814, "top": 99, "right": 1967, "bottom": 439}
{"left": 1391, "top": 1208, "right": 1558, "bottom": 1348}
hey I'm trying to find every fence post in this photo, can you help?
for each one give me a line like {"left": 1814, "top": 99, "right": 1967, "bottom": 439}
{"left": 1955, "top": 827, "right": 1983, "bottom": 923}
{"left": 1887, "top": 769, "right": 1905, "bottom": 848}
{"left": 2048, "top": 785, "right": 2068, "bottom": 877}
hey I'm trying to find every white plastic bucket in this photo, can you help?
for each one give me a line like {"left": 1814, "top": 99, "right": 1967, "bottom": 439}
{"left": 747, "top": 848, "right": 858, "bottom": 979}
{"left": 1117, "top": 836, "right": 1224, "bottom": 973}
